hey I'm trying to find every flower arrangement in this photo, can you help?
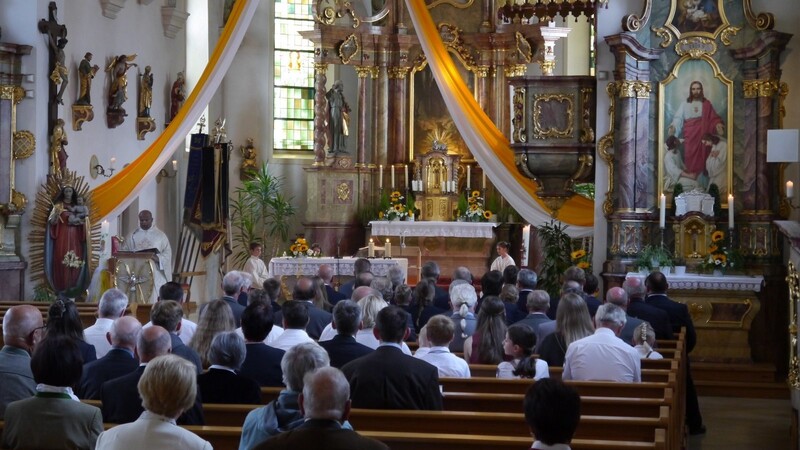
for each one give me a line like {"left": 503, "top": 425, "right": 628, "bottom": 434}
{"left": 463, "top": 190, "right": 492, "bottom": 222}
{"left": 62, "top": 250, "right": 84, "bottom": 269}
{"left": 700, "top": 229, "right": 742, "bottom": 274}
{"left": 289, "top": 235, "right": 310, "bottom": 257}
{"left": 378, "top": 191, "right": 411, "bottom": 221}
{"left": 571, "top": 248, "right": 591, "bottom": 271}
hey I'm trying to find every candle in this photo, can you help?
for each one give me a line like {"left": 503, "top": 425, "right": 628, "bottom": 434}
{"left": 385, "top": 239, "right": 392, "bottom": 258}
{"left": 466, "top": 166, "right": 471, "bottom": 190}
{"left": 788, "top": 181, "right": 794, "bottom": 199}
{"left": 391, "top": 165, "right": 395, "bottom": 188}
{"left": 101, "top": 220, "right": 110, "bottom": 235}
{"left": 482, "top": 172, "right": 486, "bottom": 190}
{"left": 172, "top": 160, "right": 178, "bottom": 171}
{"left": 110, "top": 157, "right": 116, "bottom": 169}
{"left": 728, "top": 194, "right": 734, "bottom": 229}
{"left": 451, "top": 180, "right": 456, "bottom": 192}
{"left": 379, "top": 165, "right": 383, "bottom": 189}
{"left": 404, "top": 165, "right": 409, "bottom": 189}
{"left": 368, "top": 238, "right": 375, "bottom": 258}
{"left": 659, "top": 194, "right": 666, "bottom": 229}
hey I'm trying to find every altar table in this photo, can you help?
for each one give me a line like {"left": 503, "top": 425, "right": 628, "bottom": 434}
{"left": 269, "top": 257, "right": 408, "bottom": 280}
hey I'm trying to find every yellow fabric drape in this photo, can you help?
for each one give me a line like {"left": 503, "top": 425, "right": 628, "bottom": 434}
{"left": 90, "top": 0, "right": 258, "bottom": 221}
{"left": 405, "top": 0, "right": 594, "bottom": 229}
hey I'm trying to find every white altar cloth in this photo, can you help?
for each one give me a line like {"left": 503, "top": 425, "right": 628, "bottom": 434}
{"left": 269, "top": 257, "right": 407, "bottom": 279}
{"left": 369, "top": 220, "right": 497, "bottom": 239}
{"left": 625, "top": 272, "right": 763, "bottom": 292}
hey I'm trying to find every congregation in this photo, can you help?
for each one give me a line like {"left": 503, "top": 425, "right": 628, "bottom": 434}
{"left": 0, "top": 243, "right": 702, "bottom": 449}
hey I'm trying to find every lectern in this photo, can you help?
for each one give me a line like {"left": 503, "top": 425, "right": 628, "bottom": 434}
{"left": 112, "top": 251, "right": 158, "bottom": 303}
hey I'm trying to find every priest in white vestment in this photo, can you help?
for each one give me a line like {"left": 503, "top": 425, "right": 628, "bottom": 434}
{"left": 124, "top": 210, "right": 172, "bottom": 303}
{"left": 243, "top": 242, "right": 269, "bottom": 288}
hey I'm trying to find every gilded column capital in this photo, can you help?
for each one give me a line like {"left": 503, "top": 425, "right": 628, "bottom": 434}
{"left": 616, "top": 80, "right": 651, "bottom": 99}
{"left": 387, "top": 67, "right": 410, "bottom": 79}
{"left": 314, "top": 63, "right": 329, "bottom": 74}
{"left": 355, "top": 66, "right": 373, "bottom": 78}
{"left": 742, "top": 79, "right": 779, "bottom": 98}
{"left": 475, "top": 66, "right": 490, "bottom": 78}
{"left": 538, "top": 60, "right": 556, "bottom": 76}
{"left": 504, "top": 65, "right": 526, "bottom": 77}
{"left": 0, "top": 85, "right": 25, "bottom": 103}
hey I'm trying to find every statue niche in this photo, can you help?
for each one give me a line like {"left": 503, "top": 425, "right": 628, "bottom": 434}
{"left": 413, "top": 140, "right": 462, "bottom": 221}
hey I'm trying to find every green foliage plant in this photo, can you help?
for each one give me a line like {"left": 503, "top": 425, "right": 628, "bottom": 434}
{"left": 537, "top": 220, "right": 573, "bottom": 301}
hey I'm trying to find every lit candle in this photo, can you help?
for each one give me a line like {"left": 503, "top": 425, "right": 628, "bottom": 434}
{"left": 466, "top": 166, "right": 471, "bottom": 190}
{"left": 404, "top": 165, "right": 409, "bottom": 189}
{"left": 385, "top": 239, "right": 391, "bottom": 258}
{"left": 172, "top": 160, "right": 178, "bottom": 171}
{"left": 391, "top": 165, "right": 395, "bottom": 188}
{"left": 728, "top": 194, "right": 734, "bottom": 229}
{"left": 379, "top": 165, "right": 383, "bottom": 189}
{"left": 659, "top": 194, "right": 666, "bottom": 229}
{"left": 788, "top": 181, "right": 794, "bottom": 199}
{"left": 101, "top": 220, "right": 110, "bottom": 235}
{"left": 368, "top": 238, "right": 375, "bottom": 258}
{"left": 482, "top": 172, "right": 486, "bottom": 190}
{"left": 110, "top": 157, "right": 116, "bottom": 169}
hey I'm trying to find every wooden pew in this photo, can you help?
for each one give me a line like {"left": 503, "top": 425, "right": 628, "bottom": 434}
{"left": 440, "top": 376, "right": 675, "bottom": 396}
{"left": 442, "top": 392, "right": 670, "bottom": 416}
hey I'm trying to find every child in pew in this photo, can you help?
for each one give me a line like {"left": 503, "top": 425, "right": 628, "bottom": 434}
{"left": 414, "top": 315, "right": 471, "bottom": 378}
{"left": 497, "top": 324, "right": 549, "bottom": 380}
{"left": 633, "top": 322, "right": 664, "bottom": 360}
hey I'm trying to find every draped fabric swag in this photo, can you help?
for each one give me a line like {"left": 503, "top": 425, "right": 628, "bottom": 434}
{"left": 404, "top": 0, "right": 594, "bottom": 237}
{"left": 90, "top": 0, "right": 259, "bottom": 221}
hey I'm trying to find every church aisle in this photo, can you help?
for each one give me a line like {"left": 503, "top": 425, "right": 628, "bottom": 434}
{"left": 688, "top": 396, "right": 790, "bottom": 449}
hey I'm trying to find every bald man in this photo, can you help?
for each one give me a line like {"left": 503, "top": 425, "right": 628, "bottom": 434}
{"left": 0, "top": 305, "right": 43, "bottom": 418}
{"left": 124, "top": 210, "right": 172, "bottom": 303}
{"left": 77, "top": 316, "right": 142, "bottom": 399}
{"left": 605, "top": 287, "right": 644, "bottom": 346}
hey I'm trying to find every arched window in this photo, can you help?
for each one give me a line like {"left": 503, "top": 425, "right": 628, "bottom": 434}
{"left": 274, "top": 0, "right": 314, "bottom": 152}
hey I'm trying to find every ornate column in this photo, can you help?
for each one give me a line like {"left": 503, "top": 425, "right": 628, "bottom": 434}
{"left": 389, "top": 66, "right": 410, "bottom": 164}
{"left": 475, "top": 65, "right": 491, "bottom": 122}
{"left": 355, "top": 67, "right": 371, "bottom": 168}
{"left": 538, "top": 25, "right": 570, "bottom": 76}
{"left": 373, "top": 51, "right": 389, "bottom": 167}
{"left": 313, "top": 63, "right": 329, "bottom": 166}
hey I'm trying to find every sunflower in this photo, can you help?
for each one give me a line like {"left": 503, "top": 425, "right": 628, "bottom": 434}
{"left": 391, "top": 191, "right": 402, "bottom": 198}
{"left": 394, "top": 204, "right": 404, "bottom": 212}
{"left": 378, "top": 211, "right": 384, "bottom": 218}
{"left": 711, "top": 231, "right": 725, "bottom": 243}
{"left": 571, "top": 249, "right": 587, "bottom": 260}
{"left": 708, "top": 245, "right": 718, "bottom": 253}
{"left": 577, "top": 261, "right": 590, "bottom": 269}
{"left": 299, "top": 244, "right": 309, "bottom": 252}
{"left": 483, "top": 210, "right": 492, "bottom": 219}
{"left": 290, "top": 244, "right": 298, "bottom": 252}
{"left": 714, "top": 254, "right": 727, "bottom": 265}
{"left": 470, "top": 204, "right": 479, "bottom": 211}
{"left": 471, "top": 190, "right": 480, "bottom": 198}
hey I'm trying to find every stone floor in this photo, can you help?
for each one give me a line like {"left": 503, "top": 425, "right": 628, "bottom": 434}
{"left": 688, "top": 396, "right": 791, "bottom": 449}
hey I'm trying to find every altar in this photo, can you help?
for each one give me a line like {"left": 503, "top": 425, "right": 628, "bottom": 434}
{"left": 369, "top": 221, "right": 498, "bottom": 281}
{"left": 627, "top": 272, "right": 764, "bottom": 363}
{"left": 269, "top": 256, "right": 408, "bottom": 297}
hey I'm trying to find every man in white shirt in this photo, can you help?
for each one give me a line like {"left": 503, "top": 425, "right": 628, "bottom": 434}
{"left": 269, "top": 300, "right": 315, "bottom": 352}
{"left": 414, "top": 315, "right": 470, "bottom": 378}
{"left": 84, "top": 288, "right": 128, "bottom": 358}
{"left": 562, "top": 303, "right": 641, "bottom": 382}
{"left": 143, "top": 282, "right": 197, "bottom": 345}
{"left": 243, "top": 243, "right": 270, "bottom": 288}
{"left": 124, "top": 210, "right": 172, "bottom": 303}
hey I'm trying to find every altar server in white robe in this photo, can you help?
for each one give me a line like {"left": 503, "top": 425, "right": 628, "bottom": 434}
{"left": 124, "top": 210, "right": 172, "bottom": 303}
{"left": 243, "top": 242, "right": 270, "bottom": 287}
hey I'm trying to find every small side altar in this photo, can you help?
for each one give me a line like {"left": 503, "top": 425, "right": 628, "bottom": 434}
{"left": 628, "top": 272, "right": 764, "bottom": 363}
{"left": 369, "top": 221, "right": 498, "bottom": 281}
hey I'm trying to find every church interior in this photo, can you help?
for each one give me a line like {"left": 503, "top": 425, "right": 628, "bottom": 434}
{"left": 2, "top": 0, "right": 800, "bottom": 448}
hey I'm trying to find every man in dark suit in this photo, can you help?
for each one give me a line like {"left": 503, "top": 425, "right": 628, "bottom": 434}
{"left": 422, "top": 261, "right": 450, "bottom": 310}
{"left": 101, "top": 326, "right": 204, "bottom": 425}
{"left": 197, "top": 332, "right": 262, "bottom": 404}
{"left": 318, "top": 264, "right": 346, "bottom": 305}
{"left": 77, "top": 316, "right": 141, "bottom": 400}
{"left": 342, "top": 305, "right": 442, "bottom": 410}
{"left": 275, "top": 277, "right": 332, "bottom": 340}
{"left": 645, "top": 271, "right": 705, "bottom": 435}
{"left": 149, "top": 300, "right": 202, "bottom": 373}
{"left": 516, "top": 290, "right": 554, "bottom": 344}
{"left": 201, "top": 270, "right": 247, "bottom": 326}
{"left": 253, "top": 367, "right": 388, "bottom": 450}
{"left": 605, "top": 287, "right": 643, "bottom": 346}
{"left": 338, "top": 258, "right": 371, "bottom": 299}
{"left": 516, "top": 269, "right": 538, "bottom": 313}
{"left": 477, "top": 270, "right": 503, "bottom": 312}
{"left": 240, "top": 299, "right": 285, "bottom": 386}
{"left": 582, "top": 273, "right": 602, "bottom": 318}
{"left": 0, "top": 305, "right": 43, "bottom": 418}
{"left": 624, "top": 275, "right": 674, "bottom": 340}
{"left": 319, "top": 300, "right": 373, "bottom": 368}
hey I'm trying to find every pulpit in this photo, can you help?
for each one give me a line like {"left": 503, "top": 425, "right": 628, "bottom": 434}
{"left": 112, "top": 252, "right": 158, "bottom": 304}
{"left": 412, "top": 141, "right": 462, "bottom": 221}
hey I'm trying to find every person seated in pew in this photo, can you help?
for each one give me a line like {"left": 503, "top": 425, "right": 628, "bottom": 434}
{"left": 562, "top": 303, "right": 641, "bottom": 382}
{"left": 270, "top": 300, "right": 316, "bottom": 352}
{"left": 46, "top": 297, "right": 97, "bottom": 364}
{"left": 236, "top": 289, "right": 284, "bottom": 346}
{"left": 77, "top": 316, "right": 142, "bottom": 400}
{"left": 239, "top": 342, "right": 333, "bottom": 450}
{"left": 497, "top": 324, "right": 549, "bottom": 380}
{"left": 143, "top": 281, "right": 198, "bottom": 345}
{"left": 274, "top": 277, "right": 332, "bottom": 341}
{"left": 83, "top": 288, "right": 128, "bottom": 359}
{"left": 197, "top": 331, "right": 262, "bottom": 404}
{"left": 537, "top": 292, "right": 594, "bottom": 367}
{"left": 605, "top": 287, "right": 644, "bottom": 346}
{"left": 95, "top": 355, "right": 212, "bottom": 450}
{"left": 446, "top": 282, "right": 478, "bottom": 353}
{"left": 500, "top": 283, "right": 525, "bottom": 325}
{"left": 150, "top": 300, "right": 202, "bottom": 373}
{"left": 239, "top": 300, "right": 286, "bottom": 386}
{"left": 524, "top": 378, "right": 581, "bottom": 450}
{"left": 0, "top": 305, "right": 44, "bottom": 419}
{"left": 633, "top": 322, "right": 663, "bottom": 360}
{"left": 252, "top": 367, "right": 388, "bottom": 450}
{"left": 319, "top": 300, "right": 374, "bottom": 369}
{"left": 464, "top": 296, "right": 510, "bottom": 365}
{"left": 414, "top": 315, "right": 470, "bottom": 378}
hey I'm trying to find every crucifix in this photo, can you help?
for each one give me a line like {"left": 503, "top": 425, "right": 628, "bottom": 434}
{"left": 38, "top": 2, "right": 67, "bottom": 155}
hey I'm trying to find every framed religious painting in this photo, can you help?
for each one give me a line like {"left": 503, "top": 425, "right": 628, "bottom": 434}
{"left": 663, "top": 0, "right": 734, "bottom": 40}
{"left": 658, "top": 55, "right": 733, "bottom": 203}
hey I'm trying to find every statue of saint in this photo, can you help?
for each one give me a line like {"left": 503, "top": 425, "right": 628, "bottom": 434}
{"left": 50, "top": 119, "right": 68, "bottom": 177}
{"left": 241, "top": 138, "right": 258, "bottom": 172}
{"left": 76, "top": 52, "right": 100, "bottom": 106}
{"left": 170, "top": 72, "right": 186, "bottom": 122}
{"left": 47, "top": 35, "right": 68, "bottom": 105}
{"left": 139, "top": 66, "right": 153, "bottom": 118}
{"left": 107, "top": 54, "right": 138, "bottom": 112}
{"left": 47, "top": 186, "right": 89, "bottom": 295}
{"left": 325, "top": 80, "right": 350, "bottom": 154}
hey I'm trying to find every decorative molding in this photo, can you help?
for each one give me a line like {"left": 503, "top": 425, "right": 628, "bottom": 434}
{"left": 675, "top": 37, "right": 717, "bottom": 59}
{"left": 652, "top": 26, "right": 673, "bottom": 49}
{"left": 616, "top": 80, "right": 651, "bottom": 99}
{"left": 71, "top": 105, "right": 95, "bottom": 131}
{"left": 779, "top": 82, "right": 789, "bottom": 127}
{"left": 136, "top": 117, "right": 156, "bottom": 140}
{"left": 511, "top": 87, "right": 526, "bottom": 144}
{"left": 598, "top": 82, "right": 617, "bottom": 217}
{"left": 532, "top": 93, "right": 573, "bottom": 139}
{"left": 101, "top": 0, "right": 127, "bottom": 19}
{"left": 474, "top": 66, "right": 489, "bottom": 78}
{"left": 580, "top": 88, "right": 594, "bottom": 144}
{"left": 743, "top": 0, "right": 775, "bottom": 31}
{"left": 719, "top": 26, "right": 741, "bottom": 46}
{"left": 314, "top": 62, "right": 329, "bottom": 74}
{"left": 515, "top": 32, "right": 532, "bottom": 64}
{"left": 504, "top": 65, "right": 526, "bottom": 77}
{"left": 426, "top": 0, "right": 473, "bottom": 10}
{"left": 338, "top": 34, "right": 359, "bottom": 65}
{"left": 10, "top": 190, "right": 26, "bottom": 214}
{"left": 742, "top": 79, "right": 780, "bottom": 99}
{"left": 621, "top": 0, "right": 652, "bottom": 32}
{"left": 161, "top": 6, "right": 190, "bottom": 39}
{"left": 12, "top": 131, "right": 35, "bottom": 159}
{"left": 387, "top": 67, "right": 410, "bottom": 79}
{"left": 539, "top": 60, "right": 556, "bottom": 76}
{"left": 438, "top": 23, "right": 477, "bottom": 71}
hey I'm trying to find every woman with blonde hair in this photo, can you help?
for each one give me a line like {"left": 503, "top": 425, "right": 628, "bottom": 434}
{"left": 310, "top": 275, "right": 333, "bottom": 312}
{"left": 537, "top": 293, "right": 594, "bottom": 366}
{"left": 633, "top": 322, "right": 663, "bottom": 359}
{"left": 356, "top": 294, "right": 412, "bottom": 355}
{"left": 189, "top": 299, "right": 235, "bottom": 368}
{"left": 448, "top": 282, "right": 478, "bottom": 352}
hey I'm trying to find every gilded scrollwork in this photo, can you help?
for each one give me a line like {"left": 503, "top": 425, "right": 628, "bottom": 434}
{"left": 426, "top": 0, "right": 473, "bottom": 10}
{"left": 616, "top": 81, "right": 651, "bottom": 99}
{"left": 621, "top": 0, "right": 652, "bottom": 32}
{"left": 314, "top": 62, "right": 329, "bottom": 74}
{"left": 652, "top": 26, "right": 673, "bottom": 49}
{"left": 354, "top": 66, "right": 372, "bottom": 78}
{"left": 788, "top": 262, "right": 800, "bottom": 390}
{"left": 511, "top": 87, "right": 526, "bottom": 144}
{"left": 743, "top": 0, "right": 775, "bottom": 31}
{"left": 438, "top": 23, "right": 477, "bottom": 71}
{"left": 675, "top": 37, "right": 717, "bottom": 59}
{"left": 515, "top": 32, "right": 532, "bottom": 65}
{"left": 474, "top": 66, "right": 489, "bottom": 78}
{"left": 338, "top": 34, "right": 360, "bottom": 65}
{"left": 337, "top": 182, "right": 351, "bottom": 201}
{"left": 10, "top": 190, "right": 27, "bottom": 213}
{"left": 580, "top": 88, "right": 594, "bottom": 144}
{"left": 12, "top": 130, "right": 35, "bottom": 159}
{"left": 388, "top": 67, "right": 410, "bottom": 79}
{"left": 742, "top": 79, "right": 780, "bottom": 99}
{"left": 532, "top": 94, "right": 573, "bottom": 139}
{"left": 504, "top": 65, "right": 526, "bottom": 77}
{"left": 598, "top": 82, "right": 617, "bottom": 217}
{"left": 719, "top": 25, "right": 741, "bottom": 46}
{"left": 779, "top": 82, "right": 789, "bottom": 127}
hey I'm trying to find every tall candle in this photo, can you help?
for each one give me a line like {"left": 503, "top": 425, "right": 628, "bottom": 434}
{"left": 172, "top": 160, "right": 178, "bottom": 171}
{"left": 110, "top": 157, "right": 116, "bottom": 169}
{"left": 379, "top": 165, "right": 383, "bottom": 189}
{"left": 368, "top": 238, "right": 375, "bottom": 257}
{"left": 391, "top": 165, "right": 395, "bottom": 188}
{"left": 101, "top": 220, "right": 110, "bottom": 235}
{"left": 404, "top": 165, "right": 409, "bottom": 189}
{"left": 659, "top": 194, "right": 666, "bottom": 229}
{"left": 466, "top": 166, "right": 471, "bottom": 190}
{"left": 385, "top": 239, "right": 391, "bottom": 258}
{"left": 482, "top": 172, "right": 486, "bottom": 190}
{"left": 788, "top": 181, "right": 794, "bottom": 199}
{"left": 728, "top": 194, "right": 734, "bottom": 229}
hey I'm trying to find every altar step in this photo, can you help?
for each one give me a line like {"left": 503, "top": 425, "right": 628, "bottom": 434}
{"left": 691, "top": 362, "right": 789, "bottom": 399}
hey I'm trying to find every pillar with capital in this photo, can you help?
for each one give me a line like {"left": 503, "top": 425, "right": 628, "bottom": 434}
{"left": 313, "top": 62, "right": 328, "bottom": 165}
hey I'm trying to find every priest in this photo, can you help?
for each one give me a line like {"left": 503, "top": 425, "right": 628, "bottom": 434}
{"left": 124, "top": 210, "right": 172, "bottom": 303}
